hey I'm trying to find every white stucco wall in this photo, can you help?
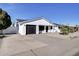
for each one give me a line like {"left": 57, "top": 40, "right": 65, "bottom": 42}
{"left": 19, "top": 24, "right": 26, "bottom": 35}
{"left": 40, "top": 30, "right": 46, "bottom": 33}
{"left": 50, "top": 26, "right": 60, "bottom": 32}
{"left": 54, "top": 27, "right": 60, "bottom": 32}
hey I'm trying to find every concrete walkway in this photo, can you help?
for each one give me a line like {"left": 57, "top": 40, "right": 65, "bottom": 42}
{"left": 0, "top": 32, "right": 79, "bottom": 56}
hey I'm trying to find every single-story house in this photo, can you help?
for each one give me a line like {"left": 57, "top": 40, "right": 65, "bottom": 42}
{"left": 15, "top": 17, "right": 60, "bottom": 35}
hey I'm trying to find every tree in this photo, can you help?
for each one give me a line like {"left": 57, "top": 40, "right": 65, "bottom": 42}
{"left": 0, "top": 8, "right": 12, "bottom": 35}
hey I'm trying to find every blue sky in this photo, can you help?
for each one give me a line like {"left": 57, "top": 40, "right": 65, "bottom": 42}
{"left": 0, "top": 3, "right": 79, "bottom": 25}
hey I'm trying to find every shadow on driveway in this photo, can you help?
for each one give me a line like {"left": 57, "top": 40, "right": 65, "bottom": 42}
{"left": 73, "top": 52, "right": 79, "bottom": 56}
{"left": 0, "top": 38, "right": 3, "bottom": 48}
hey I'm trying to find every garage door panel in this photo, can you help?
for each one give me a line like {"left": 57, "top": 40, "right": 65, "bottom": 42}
{"left": 26, "top": 25, "right": 36, "bottom": 34}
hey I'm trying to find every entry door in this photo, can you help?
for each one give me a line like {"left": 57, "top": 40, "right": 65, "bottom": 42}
{"left": 26, "top": 25, "right": 36, "bottom": 34}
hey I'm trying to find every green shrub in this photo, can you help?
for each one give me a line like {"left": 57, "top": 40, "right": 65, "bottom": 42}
{"left": 69, "top": 27, "right": 74, "bottom": 33}
{"left": 60, "top": 25, "right": 78, "bottom": 35}
{"left": 60, "top": 26, "right": 69, "bottom": 35}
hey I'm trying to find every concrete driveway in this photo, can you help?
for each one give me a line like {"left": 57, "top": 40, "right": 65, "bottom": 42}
{"left": 0, "top": 35, "right": 47, "bottom": 56}
{"left": 0, "top": 32, "right": 79, "bottom": 56}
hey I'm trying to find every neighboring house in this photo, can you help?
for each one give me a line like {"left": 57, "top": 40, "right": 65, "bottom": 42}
{"left": 15, "top": 17, "right": 60, "bottom": 35}
{"left": 0, "top": 24, "right": 17, "bottom": 34}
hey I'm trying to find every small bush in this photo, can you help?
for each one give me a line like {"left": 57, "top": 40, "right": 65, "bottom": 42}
{"left": 69, "top": 27, "right": 74, "bottom": 33}
{"left": 60, "top": 26, "right": 69, "bottom": 35}
{"left": 60, "top": 25, "right": 78, "bottom": 35}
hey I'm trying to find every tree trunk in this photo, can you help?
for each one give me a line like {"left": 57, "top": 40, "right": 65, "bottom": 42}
{"left": 0, "top": 30, "right": 4, "bottom": 36}
{"left": 0, "top": 30, "right": 5, "bottom": 39}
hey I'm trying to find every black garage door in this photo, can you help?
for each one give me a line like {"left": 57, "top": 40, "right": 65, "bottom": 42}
{"left": 26, "top": 25, "right": 36, "bottom": 34}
